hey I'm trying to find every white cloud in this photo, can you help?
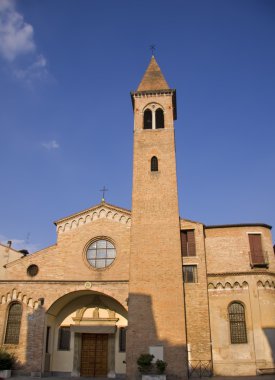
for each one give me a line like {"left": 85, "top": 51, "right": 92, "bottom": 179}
{"left": 33, "top": 53, "right": 46, "bottom": 68}
{"left": 42, "top": 140, "right": 60, "bottom": 150}
{"left": 0, "top": 0, "right": 35, "bottom": 61}
{"left": 0, "top": 1, "right": 49, "bottom": 85}
{"left": 0, "top": 234, "right": 40, "bottom": 253}
{"left": 14, "top": 53, "right": 48, "bottom": 83}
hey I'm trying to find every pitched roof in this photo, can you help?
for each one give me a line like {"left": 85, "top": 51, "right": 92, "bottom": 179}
{"left": 137, "top": 56, "right": 170, "bottom": 91}
{"left": 205, "top": 223, "right": 272, "bottom": 230}
{"left": 0, "top": 242, "right": 23, "bottom": 254}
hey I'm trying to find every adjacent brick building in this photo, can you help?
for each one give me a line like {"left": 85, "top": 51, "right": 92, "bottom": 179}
{"left": 0, "top": 57, "right": 274, "bottom": 379}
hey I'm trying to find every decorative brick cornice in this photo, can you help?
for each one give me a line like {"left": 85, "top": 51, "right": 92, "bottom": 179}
{"left": 208, "top": 280, "right": 249, "bottom": 290}
{"left": 55, "top": 202, "right": 131, "bottom": 234}
{"left": 131, "top": 89, "right": 175, "bottom": 97}
{"left": 257, "top": 279, "right": 275, "bottom": 289}
{"left": 208, "top": 278, "right": 275, "bottom": 291}
{"left": 0, "top": 288, "right": 41, "bottom": 309}
{"left": 208, "top": 272, "right": 275, "bottom": 291}
{"left": 207, "top": 271, "right": 275, "bottom": 277}
{"left": 0, "top": 280, "right": 129, "bottom": 284}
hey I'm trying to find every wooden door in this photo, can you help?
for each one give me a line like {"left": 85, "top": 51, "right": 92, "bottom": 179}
{"left": 80, "top": 334, "right": 108, "bottom": 377}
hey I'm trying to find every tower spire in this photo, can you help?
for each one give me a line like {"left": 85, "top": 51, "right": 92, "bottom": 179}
{"left": 137, "top": 56, "right": 170, "bottom": 91}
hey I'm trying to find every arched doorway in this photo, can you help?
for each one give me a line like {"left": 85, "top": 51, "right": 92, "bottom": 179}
{"left": 44, "top": 290, "right": 127, "bottom": 378}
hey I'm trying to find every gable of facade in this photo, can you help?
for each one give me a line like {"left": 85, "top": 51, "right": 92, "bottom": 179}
{"left": 4, "top": 203, "right": 131, "bottom": 282}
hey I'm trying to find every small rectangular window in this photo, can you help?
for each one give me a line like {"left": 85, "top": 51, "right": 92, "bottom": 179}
{"left": 183, "top": 265, "right": 198, "bottom": 283}
{"left": 119, "top": 327, "right": 126, "bottom": 352}
{"left": 181, "top": 230, "right": 196, "bottom": 257}
{"left": 58, "top": 327, "right": 70, "bottom": 351}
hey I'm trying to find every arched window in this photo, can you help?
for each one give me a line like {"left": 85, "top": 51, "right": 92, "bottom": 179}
{"left": 144, "top": 109, "right": 152, "bottom": 129}
{"left": 5, "top": 302, "right": 22, "bottom": 344}
{"left": 156, "top": 108, "right": 164, "bottom": 129}
{"left": 228, "top": 302, "right": 247, "bottom": 344}
{"left": 151, "top": 156, "right": 158, "bottom": 172}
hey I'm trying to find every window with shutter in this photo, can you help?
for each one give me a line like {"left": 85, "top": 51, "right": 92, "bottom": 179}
{"left": 248, "top": 234, "right": 266, "bottom": 267}
{"left": 181, "top": 230, "right": 196, "bottom": 256}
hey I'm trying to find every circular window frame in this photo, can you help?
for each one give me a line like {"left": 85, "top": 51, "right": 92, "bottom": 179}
{"left": 84, "top": 237, "right": 117, "bottom": 271}
{"left": 27, "top": 264, "right": 39, "bottom": 277}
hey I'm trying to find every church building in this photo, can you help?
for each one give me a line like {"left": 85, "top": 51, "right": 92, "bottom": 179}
{"left": 0, "top": 57, "right": 275, "bottom": 379}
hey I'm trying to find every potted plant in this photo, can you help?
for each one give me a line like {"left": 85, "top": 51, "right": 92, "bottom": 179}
{"left": 0, "top": 349, "right": 15, "bottom": 378}
{"left": 137, "top": 354, "right": 167, "bottom": 380}
{"left": 137, "top": 353, "right": 154, "bottom": 374}
{"left": 156, "top": 359, "right": 167, "bottom": 375}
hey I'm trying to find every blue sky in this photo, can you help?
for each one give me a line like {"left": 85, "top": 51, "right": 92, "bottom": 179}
{"left": 0, "top": 0, "right": 274, "bottom": 251}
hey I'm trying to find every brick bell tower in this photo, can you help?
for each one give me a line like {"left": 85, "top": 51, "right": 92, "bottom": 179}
{"left": 127, "top": 56, "right": 187, "bottom": 379}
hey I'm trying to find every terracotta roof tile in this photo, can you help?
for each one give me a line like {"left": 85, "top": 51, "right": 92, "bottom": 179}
{"left": 137, "top": 56, "right": 170, "bottom": 91}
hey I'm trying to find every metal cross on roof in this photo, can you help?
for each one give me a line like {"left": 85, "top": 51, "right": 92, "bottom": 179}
{"left": 100, "top": 186, "right": 108, "bottom": 202}
{"left": 150, "top": 44, "right": 156, "bottom": 56}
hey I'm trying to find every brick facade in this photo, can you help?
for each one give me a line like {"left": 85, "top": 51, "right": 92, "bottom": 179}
{"left": 0, "top": 57, "right": 274, "bottom": 378}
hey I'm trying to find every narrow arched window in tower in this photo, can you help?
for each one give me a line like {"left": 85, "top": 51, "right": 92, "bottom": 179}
{"left": 144, "top": 109, "right": 152, "bottom": 129}
{"left": 156, "top": 108, "right": 164, "bottom": 129}
{"left": 5, "top": 302, "right": 22, "bottom": 344}
{"left": 228, "top": 302, "right": 247, "bottom": 344}
{"left": 151, "top": 156, "right": 158, "bottom": 172}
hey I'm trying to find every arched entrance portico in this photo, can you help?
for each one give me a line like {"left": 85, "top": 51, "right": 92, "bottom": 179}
{"left": 44, "top": 290, "right": 127, "bottom": 378}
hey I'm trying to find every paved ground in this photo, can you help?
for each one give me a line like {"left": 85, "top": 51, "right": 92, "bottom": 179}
{"left": 7, "top": 376, "right": 275, "bottom": 380}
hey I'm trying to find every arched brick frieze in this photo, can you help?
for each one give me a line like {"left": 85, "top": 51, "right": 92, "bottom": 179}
{"left": 92, "top": 211, "right": 98, "bottom": 220}
{"left": 233, "top": 282, "right": 241, "bottom": 289}
{"left": 208, "top": 280, "right": 250, "bottom": 290}
{"left": 78, "top": 217, "right": 84, "bottom": 226}
{"left": 99, "top": 209, "right": 106, "bottom": 218}
{"left": 85, "top": 214, "right": 91, "bottom": 223}
{"left": 257, "top": 280, "right": 275, "bottom": 289}
{"left": 71, "top": 220, "right": 77, "bottom": 229}
{"left": 57, "top": 207, "right": 132, "bottom": 234}
{"left": 0, "top": 289, "right": 41, "bottom": 309}
{"left": 120, "top": 215, "right": 126, "bottom": 224}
